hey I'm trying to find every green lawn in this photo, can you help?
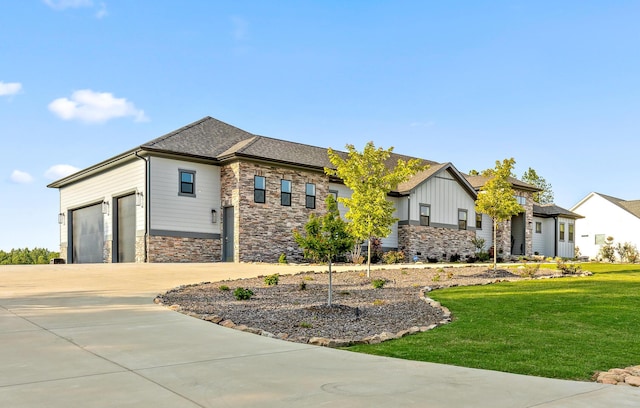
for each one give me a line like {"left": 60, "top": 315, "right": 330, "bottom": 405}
{"left": 347, "top": 263, "right": 640, "bottom": 380}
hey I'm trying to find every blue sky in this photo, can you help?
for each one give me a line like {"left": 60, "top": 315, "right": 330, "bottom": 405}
{"left": 2, "top": 1, "right": 640, "bottom": 251}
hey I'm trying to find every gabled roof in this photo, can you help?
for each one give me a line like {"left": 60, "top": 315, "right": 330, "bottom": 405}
{"left": 533, "top": 203, "right": 583, "bottom": 219}
{"left": 579, "top": 192, "right": 640, "bottom": 219}
{"left": 397, "top": 162, "right": 477, "bottom": 198}
{"left": 464, "top": 174, "right": 541, "bottom": 193}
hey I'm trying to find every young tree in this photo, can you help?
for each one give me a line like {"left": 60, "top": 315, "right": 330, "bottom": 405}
{"left": 326, "top": 142, "right": 427, "bottom": 277}
{"left": 293, "top": 195, "right": 354, "bottom": 306}
{"left": 475, "top": 158, "right": 524, "bottom": 270}
{"left": 521, "top": 167, "right": 554, "bottom": 204}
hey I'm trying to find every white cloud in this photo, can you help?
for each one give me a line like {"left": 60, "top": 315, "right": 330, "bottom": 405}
{"left": 96, "top": 2, "right": 107, "bottom": 18}
{"left": 10, "top": 170, "right": 34, "bottom": 184}
{"left": 45, "top": 164, "right": 80, "bottom": 180}
{"left": 43, "top": 0, "right": 93, "bottom": 10}
{"left": 0, "top": 81, "right": 22, "bottom": 96}
{"left": 48, "top": 89, "right": 149, "bottom": 123}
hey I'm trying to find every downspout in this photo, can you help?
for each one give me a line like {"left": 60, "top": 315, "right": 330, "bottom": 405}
{"left": 135, "top": 151, "right": 150, "bottom": 262}
{"left": 553, "top": 216, "right": 558, "bottom": 257}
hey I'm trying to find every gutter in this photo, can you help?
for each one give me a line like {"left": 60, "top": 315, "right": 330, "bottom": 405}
{"left": 134, "top": 151, "right": 150, "bottom": 263}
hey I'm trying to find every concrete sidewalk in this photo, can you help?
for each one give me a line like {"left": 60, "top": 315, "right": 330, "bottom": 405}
{"left": 1, "top": 263, "right": 638, "bottom": 407}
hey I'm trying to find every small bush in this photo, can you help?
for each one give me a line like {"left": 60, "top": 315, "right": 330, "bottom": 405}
{"left": 446, "top": 270, "right": 454, "bottom": 279}
{"left": 264, "top": 274, "right": 279, "bottom": 286}
{"left": 278, "top": 253, "right": 288, "bottom": 264}
{"left": 299, "top": 321, "right": 313, "bottom": 328}
{"left": 449, "top": 253, "right": 461, "bottom": 262}
{"left": 432, "top": 273, "right": 441, "bottom": 282}
{"left": 382, "top": 250, "right": 405, "bottom": 264}
{"left": 556, "top": 259, "right": 581, "bottom": 275}
{"left": 373, "top": 299, "right": 386, "bottom": 306}
{"left": 233, "top": 287, "right": 254, "bottom": 300}
{"left": 218, "top": 285, "right": 230, "bottom": 291}
{"left": 372, "top": 278, "right": 386, "bottom": 289}
{"left": 298, "top": 281, "right": 307, "bottom": 291}
{"left": 519, "top": 262, "right": 540, "bottom": 278}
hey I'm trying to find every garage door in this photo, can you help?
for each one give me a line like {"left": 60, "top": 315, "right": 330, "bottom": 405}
{"left": 71, "top": 203, "right": 104, "bottom": 263}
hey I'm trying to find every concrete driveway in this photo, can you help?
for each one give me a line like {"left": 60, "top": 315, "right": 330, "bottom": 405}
{"left": 1, "top": 263, "right": 638, "bottom": 407}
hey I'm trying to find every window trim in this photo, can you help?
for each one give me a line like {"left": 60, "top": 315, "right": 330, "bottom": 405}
{"left": 178, "top": 169, "right": 196, "bottom": 197}
{"left": 559, "top": 222, "right": 565, "bottom": 241}
{"left": 254, "top": 175, "right": 266, "bottom": 204}
{"left": 280, "top": 179, "right": 292, "bottom": 206}
{"left": 568, "top": 223, "right": 574, "bottom": 242}
{"left": 419, "top": 204, "right": 430, "bottom": 226}
{"left": 475, "top": 213, "right": 482, "bottom": 229}
{"left": 305, "top": 182, "right": 316, "bottom": 209}
{"left": 458, "top": 209, "right": 468, "bottom": 230}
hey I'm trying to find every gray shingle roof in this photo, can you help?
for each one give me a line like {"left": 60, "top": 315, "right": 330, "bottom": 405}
{"left": 597, "top": 193, "right": 640, "bottom": 219}
{"left": 464, "top": 174, "right": 540, "bottom": 192}
{"left": 533, "top": 203, "right": 583, "bottom": 219}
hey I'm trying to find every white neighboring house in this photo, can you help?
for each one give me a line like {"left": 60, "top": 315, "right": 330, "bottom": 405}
{"left": 571, "top": 192, "right": 640, "bottom": 260}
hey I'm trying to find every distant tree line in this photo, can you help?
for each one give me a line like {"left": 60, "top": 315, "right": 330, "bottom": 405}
{"left": 0, "top": 248, "right": 60, "bottom": 265}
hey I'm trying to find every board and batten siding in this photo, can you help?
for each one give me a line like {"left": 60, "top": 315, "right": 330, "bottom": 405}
{"left": 328, "top": 182, "right": 399, "bottom": 249}
{"left": 59, "top": 158, "right": 145, "bottom": 245}
{"left": 532, "top": 217, "right": 555, "bottom": 257}
{"left": 150, "top": 157, "right": 221, "bottom": 235}
{"left": 409, "top": 170, "right": 477, "bottom": 228}
{"left": 557, "top": 217, "right": 575, "bottom": 259}
{"left": 475, "top": 213, "right": 492, "bottom": 251}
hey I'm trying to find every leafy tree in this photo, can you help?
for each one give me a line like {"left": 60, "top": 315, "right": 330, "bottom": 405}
{"left": 0, "top": 247, "right": 60, "bottom": 265}
{"left": 293, "top": 195, "right": 354, "bottom": 306}
{"left": 474, "top": 158, "right": 523, "bottom": 270}
{"left": 521, "top": 167, "right": 554, "bottom": 204}
{"left": 326, "top": 142, "right": 427, "bottom": 277}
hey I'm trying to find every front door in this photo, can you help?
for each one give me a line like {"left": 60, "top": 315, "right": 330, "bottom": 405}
{"left": 511, "top": 213, "right": 526, "bottom": 255}
{"left": 222, "top": 206, "right": 234, "bottom": 262}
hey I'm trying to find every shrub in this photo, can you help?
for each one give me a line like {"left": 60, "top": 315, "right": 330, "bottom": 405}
{"left": 368, "top": 238, "right": 384, "bottom": 264}
{"left": 372, "top": 278, "right": 386, "bottom": 289}
{"left": 616, "top": 242, "right": 639, "bottom": 263}
{"left": 556, "top": 259, "right": 581, "bottom": 275}
{"left": 298, "top": 281, "right": 307, "bottom": 291}
{"left": 519, "top": 262, "right": 540, "bottom": 278}
{"left": 382, "top": 250, "right": 405, "bottom": 264}
{"left": 599, "top": 236, "right": 616, "bottom": 262}
{"left": 373, "top": 299, "right": 386, "bottom": 306}
{"left": 218, "top": 285, "right": 230, "bottom": 291}
{"left": 233, "top": 287, "right": 254, "bottom": 300}
{"left": 478, "top": 251, "right": 490, "bottom": 262}
{"left": 278, "top": 253, "right": 288, "bottom": 264}
{"left": 264, "top": 274, "right": 279, "bottom": 286}
{"left": 446, "top": 270, "right": 454, "bottom": 279}
{"left": 449, "top": 253, "right": 461, "bottom": 262}
{"left": 432, "top": 273, "right": 441, "bottom": 282}
{"left": 299, "top": 321, "right": 312, "bottom": 328}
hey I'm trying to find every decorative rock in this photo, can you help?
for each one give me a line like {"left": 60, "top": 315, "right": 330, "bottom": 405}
{"left": 308, "top": 337, "right": 330, "bottom": 347}
{"left": 261, "top": 331, "right": 276, "bottom": 338}
{"left": 219, "top": 319, "right": 236, "bottom": 328}
{"left": 204, "top": 315, "right": 223, "bottom": 324}
{"left": 379, "top": 332, "right": 397, "bottom": 342}
{"left": 625, "top": 376, "right": 640, "bottom": 387}
{"left": 328, "top": 339, "right": 352, "bottom": 348}
{"left": 169, "top": 304, "right": 181, "bottom": 311}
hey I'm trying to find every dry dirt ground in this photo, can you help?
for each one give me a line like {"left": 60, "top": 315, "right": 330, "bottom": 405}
{"left": 157, "top": 265, "right": 561, "bottom": 345}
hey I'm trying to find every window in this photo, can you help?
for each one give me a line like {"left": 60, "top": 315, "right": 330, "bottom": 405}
{"left": 458, "top": 209, "right": 468, "bottom": 230}
{"left": 280, "top": 179, "right": 291, "bottom": 206}
{"left": 515, "top": 196, "right": 526, "bottom": 205}
{"left": 329, "top": 190, "right": 338, "bottom": 200}
{"left": 595, "top": 234, "right": 605, "bottom": 245}
{"left": 559, "top": 223, "right": 565, "bottom": 241}
{"left": 535, "top": 222, "right": 542, "bottom": 233}
{"left": 305, "top": 183, "right": 316, "bottom": 209}
{"left": 419, "top": 204, "right": 430, "bottom": 226}
{"left": 475, "top": 213, "right": 482, "bottom": 229}
{"left": 568, "top": 224, "right": 574, "bottom": 242}
{"left": 179, "top": 170, "right": 195, "bottom": 196}
{"left": 254, "top": 175, "right": 266, "bottom": 203}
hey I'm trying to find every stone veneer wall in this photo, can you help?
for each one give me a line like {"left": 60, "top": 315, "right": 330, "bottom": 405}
{"left": 222, "top": 161, "right": 328, "bottom": 263}
{"left": 147, "top": 235, "right": 221, "bottom": 263}
{"left": 494, "top": 189, "right": 534, "bottom": 257}
{"left": 398, "top": 224, "right": 475, "bottom": 262}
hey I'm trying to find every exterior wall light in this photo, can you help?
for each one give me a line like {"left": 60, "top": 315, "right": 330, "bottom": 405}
{"left": 211, "top": 209, "right": 217, "bottom": 223}
{"left": 136, "top": 191, "right": 144, "bottom": 207}
{"left": 102, "top": 201, "right": 110, "bottom": 215}
{"left": 58, "top": 213, "right": 65, "bottom": 224}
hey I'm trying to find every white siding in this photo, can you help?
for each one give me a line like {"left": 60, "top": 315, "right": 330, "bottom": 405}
{"left": 475, "top": 214, "right": 492, "bottom": 251}
{"left": 328, "top": 182, "right": 399, "bottom": 248}
{"left": 150, "top": 157, "right": 221, "bottom": 234}
{"left": 59, "top": 158, "right": 145, "bottom": 245}
{"left": 532, "top": 217, "right": 555, "bottom": 257}
{"left": 410, "top": 170, "right": 476, "bottom": 227}
{"left": 557, "top": 217, "right": 575, "bottom": 258}
{"left": 573, "top": 193, "right": 640, "bottom": 259}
